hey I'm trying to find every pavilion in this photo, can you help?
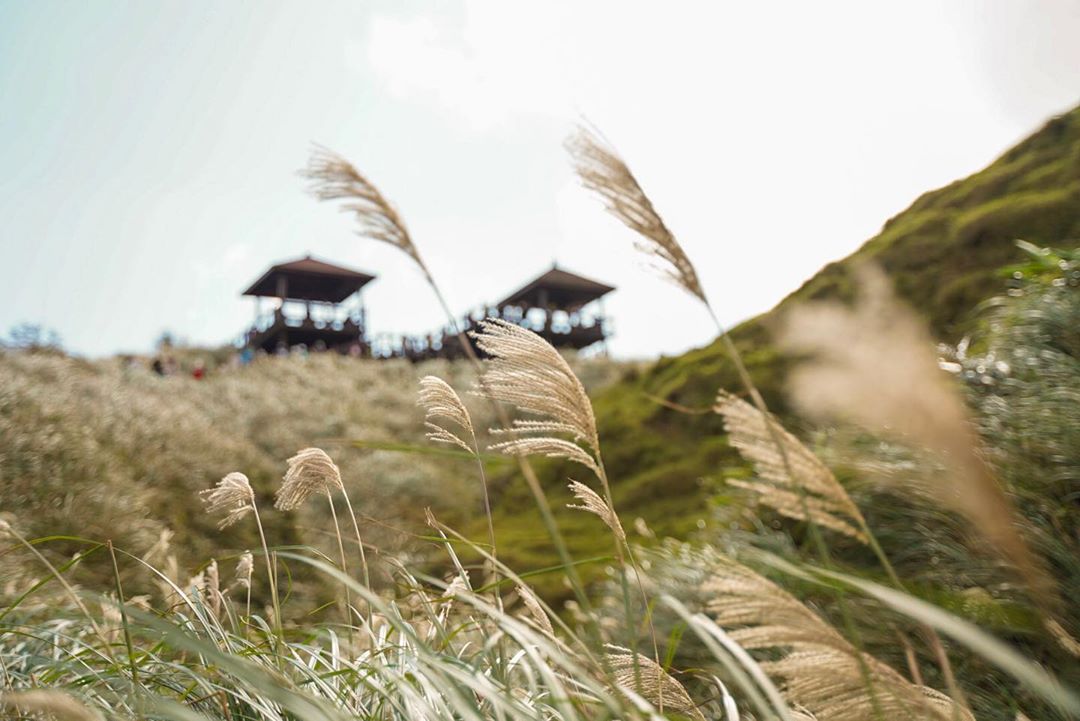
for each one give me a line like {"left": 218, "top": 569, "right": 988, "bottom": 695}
{"left": 241, "top": 255, "right": 376, "bottom": 354}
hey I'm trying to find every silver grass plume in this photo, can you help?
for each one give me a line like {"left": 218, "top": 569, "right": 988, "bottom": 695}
{"left": 605, "top": 646, "right": 706, "bottom": 721}
{"left": 234, "top": 550, "right": 254, "bottom": 590}
{"left": 417, "top": 375, "right": 476, "bottom": 454}
{"left": 516, "top": 582, "right": 555, "bottom": 638}
{"left": 1045, "top": 618, "right": 1080, "bottom": 658}
{"left": 439, "top": 572, "right": 471, "bottom": 622}
{"left": 471, "top": 318, "right": 601, "bottom": 476}
{"left": 275, "top": 447, "right": 344, "bottom": 511}
{"left": 200, "top": 472, "right": 256, "bottom": 529}
{"left": 714, "top": 391, "right": 868, "bottom": 544}
{"left": 205, "top": 559, "right": 221, "bottom": 616}
{"left": 704, "top": 556, "right": 971, "bottom": 721}
{"left": 568, "top": 480, "right": 625, "bottom": 545}
{"left": 0, "top": 691, "right": 104, "bottom": 721}
{"left": 302, "top": 145, "right": 427, "bottom": 275}
{"left": 566, "top": 125, "right": 706, "bottom": 304}
{"left": 779, "top": 264, "right": 1053, "bottom": 601}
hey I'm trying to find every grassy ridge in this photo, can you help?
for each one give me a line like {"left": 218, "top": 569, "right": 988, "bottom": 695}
{"left": 481, "top": 105, "right": 1080, "bottom": 595}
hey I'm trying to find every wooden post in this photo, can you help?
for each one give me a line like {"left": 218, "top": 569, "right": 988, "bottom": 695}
{"left": 538, "top": 288, "right": 550, "bottom": 330}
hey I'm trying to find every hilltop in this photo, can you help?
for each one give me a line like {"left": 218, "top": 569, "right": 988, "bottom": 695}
{"left": 480, "top": 105, "right": 1080, "bottom": 593}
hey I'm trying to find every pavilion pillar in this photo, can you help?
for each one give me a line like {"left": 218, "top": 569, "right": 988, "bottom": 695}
{"left": 538, "top": 288, "right": 550, "bottom": 330}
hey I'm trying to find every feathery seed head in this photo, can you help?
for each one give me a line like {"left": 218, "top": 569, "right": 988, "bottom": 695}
{"left": 199, "top": 472, "right": 255, "bottom": 530}
{"left": 276, "top": 447, "right": 343, "bottom": 511}
{"left": 567, "top": 480, "right": 625, "bottom": 544}
{"left": 516, "top": 582, "right": 555, "bottom": 638}
{"left": 778, "top": 265, "right": 1051, "bottom": 599}
{"left": 234, "top": 551, "right": 254, "bottom": 590}
{"left": 438, "top": 572, "right": 471, "bottom": 621}
{"left": 301, "top": 145, "right": 427, "bottom": 273}
{"left": 704, "top": 555, "right": 970, "bottom": 720}
{"left": 472, "top": 318, "right": 601, "bottom": 473}
{"left": 605, "top": 646, "right": 705, "bottom": 721}
{"left": 417, "top": 375, "right": 476, "bottom": 453}
{"left": 566, "top": 125, "right": 706, "bottom": 305}
{"left": 205, "top": 559, "right": 221, "bottom": 615}
{"left": 714, "top": 391, "right": 867, "bottom": 543}
{"left": 0, "top": 691, "right": 104, "bottom": 721}
{"left": 445, "top": 573, "right": 470, "bottom": 599}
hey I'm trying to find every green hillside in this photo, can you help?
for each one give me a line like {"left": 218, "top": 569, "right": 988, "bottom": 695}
{"left": 481, "top": 105, "right": 1080, "bottom": 595}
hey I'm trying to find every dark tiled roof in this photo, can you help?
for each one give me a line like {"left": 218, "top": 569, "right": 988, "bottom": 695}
{"left": 498, "top": 266, "right": 615, "bottom": 310}
{"left": 242, "top": 255, "right": 376, "bottom": 302}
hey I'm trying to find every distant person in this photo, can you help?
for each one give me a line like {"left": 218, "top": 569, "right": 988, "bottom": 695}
{"left": 151, "top": 358, "right": 165, "bottom": 376}
{"left": 239, "top": 347, "right": 254, "bottom": 366}
{"left": 192, "top": 359, "right": 206, "bottom": 380}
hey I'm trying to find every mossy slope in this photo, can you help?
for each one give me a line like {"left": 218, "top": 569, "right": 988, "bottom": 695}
{"left": 484, "top": 106, "right": 1080, "bottom": 598}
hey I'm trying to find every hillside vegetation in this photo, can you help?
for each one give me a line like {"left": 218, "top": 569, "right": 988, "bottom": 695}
{"left": 0, "top": 348, "right": 622, "bottom": 601}
{"left": 2, "top": 110, "right": 1079, "bottom": 721}
{"left": 478, "top": 105, "right": 1080, "bottom": 586}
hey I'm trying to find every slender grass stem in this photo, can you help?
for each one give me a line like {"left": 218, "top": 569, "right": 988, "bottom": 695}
{"left": 107, "top": 540, "right": 142, "bottom": 701}
{"left": 250, "top": 504, "right": 282, "bottom": 647}
{"left": 337, "top": 489, "right": 371, "bottom": 609}
{"left": 325, "top": 491, "right": 354, "bottom": 644}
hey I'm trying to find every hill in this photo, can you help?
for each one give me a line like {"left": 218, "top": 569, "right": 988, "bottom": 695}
{"left": 0, "top": 348, "right": 623, "bottom": 601}
{"left": 479, "top": 105, "right": 1080, "bottom": 594}
{"left": 3, "top": 107, "right": 1078, "bottom": 603}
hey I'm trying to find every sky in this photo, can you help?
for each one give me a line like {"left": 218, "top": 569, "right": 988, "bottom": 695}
{"left": 2, "top": 1, "right": 1079, "bottom": 359}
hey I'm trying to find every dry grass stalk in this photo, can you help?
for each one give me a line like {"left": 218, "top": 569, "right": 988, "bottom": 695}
{"left": 417, "top": 375, "right": 500, "bottom": 604}
{"left": 472, "top": 319, "right": 601, "bottom": 475}
{"left": 605, "top": 646, "right": 706, "bottom": 721}
{"left": 1044, "top": 618, "right": 1080, "bottom": 658}
{"left": 275, "top": 448, "right": 344, "bottom": 511}
{"left": 202, "top": 471, "right": 280, "bottom": 638}
{"left": 276, "top": 447, "right": 367, "bottom": 626}
{"left": 472, "top": 317, "right": 662, "bottom": 677}
{"left": 199, "top": 472, "right": 255, "bottom": 529}
{"left": 0, "top": 691, "right": 103, "bottom": 721}
{"left": 714, "top": 391, "right": 868, "bottom": 544}
{"left": 778, "top": 264, "right": 1052, "bottom": 601}
{"left": 565, "top": 126, "right": 706, "bottom": 304}
{"left": 567, "top": 481, "right": 625, "bottom": 545}
{"left": 417, "top": 376, "right": 477, "bottom": 454}
{"left": 704, "top": 556, "right": 971, "bottom": 721}
{"left": 301, "top": 145, "right": 427, "bottom": 275}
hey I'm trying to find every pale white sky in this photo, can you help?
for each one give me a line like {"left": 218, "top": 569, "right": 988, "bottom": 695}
{"left": 2, "top": 1, "right": 1079, "bottom": 358}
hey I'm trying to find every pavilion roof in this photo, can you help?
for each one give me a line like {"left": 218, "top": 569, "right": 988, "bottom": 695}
{"left": 497, "top": 266, "right": 615, "bottom": 310}
{"left": 242, "top": 255, "right": 376, "bottom": 302}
